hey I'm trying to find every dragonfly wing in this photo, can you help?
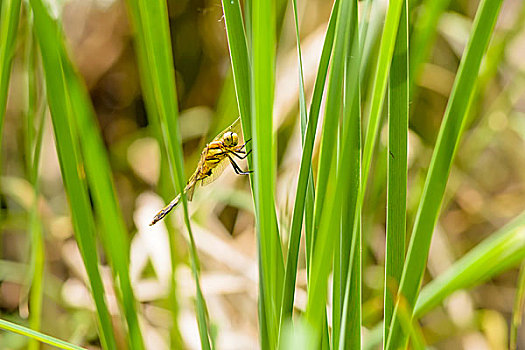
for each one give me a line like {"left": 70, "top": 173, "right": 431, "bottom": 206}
{"left": 213, "top": 117, "right": 243, "bottom": 144}
{"left": 186, "top": 181, "right": 197, "bottom": 200}
{"left": 201, "top": 157, "right": 230, "bottom": 186}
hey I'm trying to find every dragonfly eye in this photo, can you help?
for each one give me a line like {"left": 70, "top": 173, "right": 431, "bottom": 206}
{"left": 223, "top": 131, "right": 238, "bottom": 147}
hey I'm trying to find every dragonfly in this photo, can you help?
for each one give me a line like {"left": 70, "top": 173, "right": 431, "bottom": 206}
{"left": 150, "top": 117, "right": 251, "bottom": 226}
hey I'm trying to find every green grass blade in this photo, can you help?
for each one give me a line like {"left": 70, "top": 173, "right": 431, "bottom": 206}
{"left": 125, "top": 0, "right": 212, "bottom": 348}
{"left": 29, "top": 0, "right": 117, "bottom": 348}
{"left": 0, "top": 0, "right": 21, "bottom": 140}
{"left": 23, "top": 12, "right": 46, "bottom": 350}
{"left": 337, "top": 0, "right": 361, "bottom": 347}
{"left": 279, "top": 0, "right": 307, "bottom": 328}
{"left": 414, "top": 211, "right": 525, "bottom": 317}
{"left": 279, "top": 0, "right": 339, "bottom": 329}
{"left": 386, "top": 0, "right": 504, "bottom": 347}
{"left": 383, "top": 0, "right": 408, "bottom": 344}
{"left": 122, "top": 3, "right": 183, "bottom": 346}
{"left": 28, "top": 1, "right": 145, "bottom": 347}
{"left": 0, "top": 318, "right": 86, "bottom": 350}
{"left": 220, "top": 2, "right": 279, "bottom": 348}
{"left": 251, "top": 0, "right": 284, "bottom": 347}
{"left": 308, "top": 12, "right": 348, "bottom": 343}
{"left": 61, "top": 41, "right": 145, "bottom": 350}
{"left": 361, "top": 0, "right": 403, "bottom": 196}
{"left": 303, "top": 0, "right": 339, "bottom": 269}
{"left": 312, "top": 0, "right": 349, "bottom": 244}
{"left": 511, "top": 262, "right": 525, "bottom": 350}
{"left": 292, "top": 0, "right": 316, "bottom": 292}
{"left": 306, "top": 0, "right": 353, "bottom": 341}
{"left": 396, "top": 298, "right": 426, "bottom": 350}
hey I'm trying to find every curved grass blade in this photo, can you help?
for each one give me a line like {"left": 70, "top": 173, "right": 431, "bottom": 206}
{"left": 306, "top": 0, "right": 354, "bottom": 342}
{"left": 61, "top": 38, "right": 145, "bottom": 350}
{"left": 0, "top": 0, "right": 21, "bottom": 139}
{"left": 384, "top": 0, "right": 408, "bottom": 343}
{"left": 29, "top": 1, "right": 145, "bottom": 347}
{"left": 29, "top": 0, "right": 118, "bottom": 348}
{"left": 303, "top": 0, "right": 339, "bottom": 269}
{"left": 0, "top": 318, "right": 86, "bottom": 350}
{"left": 125, "top": 0, "right": 212, "bottom": 347}
{"left": 386, "top": 0, "right": 504, "bottom": 348}
{"left": 311, "top": 0, "right": 349, "bottom": 245}
{"left": 280, "top": 0, "right": 339, "bottom": 328}
{"left": 414, "top": 211, "right": 525, "bottom": 317}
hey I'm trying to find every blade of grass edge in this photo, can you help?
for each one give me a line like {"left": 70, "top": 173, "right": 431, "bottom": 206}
{"left": 125, "top": 0, "right": 212, "bottom": 347}
{"left": 0, "top": 318, "right": 86, "bottom": 350}
{"left": 383, "top": 0, "right": 408, "bottom": 344}
{"left": 386, "top": 1, "right": 503, "bottom": 348}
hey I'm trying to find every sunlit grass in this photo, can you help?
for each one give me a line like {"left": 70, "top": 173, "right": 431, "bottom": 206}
{"left": 0, "top": 0, "right": 524, "bottom": 348}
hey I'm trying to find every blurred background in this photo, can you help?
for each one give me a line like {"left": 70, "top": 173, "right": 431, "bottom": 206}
{"left": 1, "top": 0, "right": 525, "bottom": 348}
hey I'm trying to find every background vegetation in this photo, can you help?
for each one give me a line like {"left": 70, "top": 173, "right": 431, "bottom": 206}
{"left": 1, "top": 0, "right": 525, "bottom": 349}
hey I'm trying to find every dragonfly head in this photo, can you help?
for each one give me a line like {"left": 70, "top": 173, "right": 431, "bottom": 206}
{"left": 222, "top": 131, "right": 239, "bottom": 147}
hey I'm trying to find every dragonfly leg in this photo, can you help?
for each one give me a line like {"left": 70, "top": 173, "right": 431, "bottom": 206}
{"left": 228, "top": 155, "right": 252, "bottom": 175}
{"left": 236, "top": 138, "right": 252, "bottom": 151}
{"left": 231, "top": 149, "right": 252, "bottom": 159}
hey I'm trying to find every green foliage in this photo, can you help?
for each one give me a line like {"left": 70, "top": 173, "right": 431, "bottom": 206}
{"left": 0, "top": 0, "right": 21, "bottom": 137}
{"left": 384, "top": 0, "right": 408, "bottom": 343}
{"left": 30, "top": 0, "right": 117, "bottom": 347}
{"left": 251, "top": 1, "right": 284, "bottom": 348}
{"left": 0, "top": 318, "right": 86, "bottom": 350}
{"left": 125, "top": 0, "right": 212, "bottom": 347}
{"left": 0, "top": 0, "right": 523, "bottom": 348}
{"left": 386, "top": 0, "right": 503, "bottom": 347}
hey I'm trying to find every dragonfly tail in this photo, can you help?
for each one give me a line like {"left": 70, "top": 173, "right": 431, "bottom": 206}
{"left": 149, "top": 193, "right": 181, "bottom": 226}
{"left": 149, "top": 181, "right": 198, "bottom": 226}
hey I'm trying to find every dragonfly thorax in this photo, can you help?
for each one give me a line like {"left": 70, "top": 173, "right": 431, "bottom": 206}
{"left": 222, "top": 131, "right": 239, "bottom": 147}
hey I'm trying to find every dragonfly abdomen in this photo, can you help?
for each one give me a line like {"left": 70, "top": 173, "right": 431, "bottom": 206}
{"left": 149, "top": 193, "right": 182, "bottom": 226}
